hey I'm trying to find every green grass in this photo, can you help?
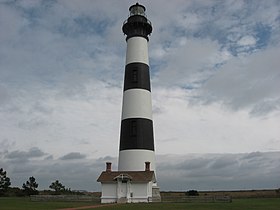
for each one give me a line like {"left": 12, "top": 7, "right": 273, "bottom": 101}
{"left": 97, "top": 198, "right": 280, "bottom": 210}
{"left": 0, "top": 197, "right": 99, "bottom": 210}
{"left": 0, "top": 197, "right": 279, "bottom": 210}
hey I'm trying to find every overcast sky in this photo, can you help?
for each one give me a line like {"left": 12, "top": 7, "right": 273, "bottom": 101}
{"left": 0, "top": 0, "right": 279, "bottom": 191}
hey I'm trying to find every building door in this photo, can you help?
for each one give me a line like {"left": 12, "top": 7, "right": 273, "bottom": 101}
{"left": 119, "top": 180, "right": 127, "bottom": 198}
{"left": 116, "top": 174, "right": 132, "bottom": 203}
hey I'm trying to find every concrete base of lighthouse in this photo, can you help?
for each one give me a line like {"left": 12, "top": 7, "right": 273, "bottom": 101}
{"left": 151, "top": 186, "right": 161, "bottom": 202}
{"left": 117, "top": 150, "right": 161, "bottom": 202}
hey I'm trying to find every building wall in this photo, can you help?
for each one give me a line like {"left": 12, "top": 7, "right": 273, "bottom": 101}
{"left": 100, "top": 183, "right": 117, "bottom": 203}
{"left": 130, "top": 182, "right": 153, "bottom": 202}
{"left": 100, "top": 181, "right": 153, "bottom": 203}
{"left": 131, "top": 183, "right": 148, "bottom": 197}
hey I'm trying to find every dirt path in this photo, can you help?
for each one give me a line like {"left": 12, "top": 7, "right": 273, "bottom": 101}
{"left": 58, "top": 203, "right": 117, "bottom": 210}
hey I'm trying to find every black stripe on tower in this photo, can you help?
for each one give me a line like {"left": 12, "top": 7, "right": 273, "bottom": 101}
{"left": 120, "top": 118, "right": 154, "bottom": 151}
{"left": 124, "top": 63, "right": 151, "bottom": 91}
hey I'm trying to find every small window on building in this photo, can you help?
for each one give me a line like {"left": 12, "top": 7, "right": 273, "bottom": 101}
{"left": 131, "top": 120, "right": 137, "bottom": 136}
{"left": 132, "top": 69, "right": 138, "bottom": 83}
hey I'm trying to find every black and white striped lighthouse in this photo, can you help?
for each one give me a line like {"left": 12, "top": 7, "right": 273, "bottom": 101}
{"left": 118, "top": 3, "right": 156, "bottom": 172}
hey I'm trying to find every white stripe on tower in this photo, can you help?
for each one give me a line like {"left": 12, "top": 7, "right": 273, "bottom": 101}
{"left": 126, "top": 37, "right": 149, "bottom": 65}
{"left": 118, "top": 3, "right": 155, "bottom": 172}
{"left": 118, "top": 150, "right": 156, "bottom": 171}
{"left": 121, "top": 89, "right": 152, "bottom": 120}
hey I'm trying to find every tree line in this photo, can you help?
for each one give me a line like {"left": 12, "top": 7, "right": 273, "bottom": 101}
{"left": 0, "top": 168, "right": 75, "bottom": 197}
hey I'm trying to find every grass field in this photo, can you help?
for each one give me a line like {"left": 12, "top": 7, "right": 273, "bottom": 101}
{"left": 0, "top": 197, "right": 98, "bottom": 210}
{"left": 0, "top": 197, "right": 279, "bottom": 210}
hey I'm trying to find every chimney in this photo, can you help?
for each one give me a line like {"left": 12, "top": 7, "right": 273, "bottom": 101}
{"left": 106, "top": 162, "right": 112, "bottom": 172}
{"left": 145, "top": 162, "right": 150, "bottom": 171}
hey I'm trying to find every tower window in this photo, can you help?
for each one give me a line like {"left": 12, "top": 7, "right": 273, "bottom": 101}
{"left": 131, "top": 120, "right": 137, "bottom": 136}
{"left": 132, "top": 69, "right": 138, "bottom": 83}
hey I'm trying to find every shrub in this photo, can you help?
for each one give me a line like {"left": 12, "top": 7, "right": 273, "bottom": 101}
{"left": 186, "top": 190, "right": 199, "bottom": 196}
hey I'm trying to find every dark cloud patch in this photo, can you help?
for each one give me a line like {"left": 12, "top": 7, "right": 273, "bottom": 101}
{"left": 5, "top": 147, "right": 47, "bottom": 160}
{"left": 31, "top": 102, "right": 53, "bottom": 115}
{"left": 209, "top": 155, "right": 238, "bottom": 170}
{"left": 242, "top": 151, "right": 263, "bottom": 160}
{"left": 44, "top": 155, "right": 53, "bottom": 160}
{"left": 60, "top": 152, "right": 86, "bottom": 160}
{"left": 156, "top": 152, "right": 280, "bottom": 191}
{"left": 11, "top": 164, "right": 35, "bottom": 174}
{"left": 96, "top": 156, "right": 116, "bottom": 162}
{"left": 182, "top": 157, "right": 211, "bottom": 170}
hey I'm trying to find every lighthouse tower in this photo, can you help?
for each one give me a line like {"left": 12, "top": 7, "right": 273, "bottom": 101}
{"left": 118, "top": 3, "right": 155, "bottom": 172}
{"left": 97, "top": 3, "right": 160, "bottom": 203}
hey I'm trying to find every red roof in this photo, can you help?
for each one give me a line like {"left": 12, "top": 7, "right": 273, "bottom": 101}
{"left": 97, "top": 171, "right": 156, "bottom": 183}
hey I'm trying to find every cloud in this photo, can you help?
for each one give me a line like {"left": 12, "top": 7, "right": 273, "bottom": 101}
{"left": 1, "top": 148, "right": 279, "bottom": 191}
{"left": 147, "top": 0, "right": 280, "bottom": 117}
{"left": 0, "top": 85, "right": 12, "bottom": 106}
{"left": 5, "top": 147, "right": 47, "bottom": 160}
{"left": 199, "top": 45, "right": 280, "bottom": 115}
{"left": 153, "top": 38, "right": 222, "bottom": 87}
{"left": 60, "top": 152, "right": 86, "bottom": 160}
{"left": 237, "top": 35, "right": 257, "bottom": 46}
{"left": 156, "top": 152, "right": 280, "bottom": 190}
{"left": 209, "top": 155, "right": 238, "bottom": 170}
{"left": 0, "top": 147, "right": 115, "bottom": 191}
{"left": 153, "top": 87, "right": 280, "bottom": 154}
{"left": 0, "top": 139, "right": 16, "bottom": 151}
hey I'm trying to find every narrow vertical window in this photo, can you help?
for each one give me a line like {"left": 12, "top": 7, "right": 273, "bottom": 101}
{"left": 131, "top": 120, "right": 137, "bottom": 136}
{"left": 132, "top": 69, "right": 138, "bottom": 83}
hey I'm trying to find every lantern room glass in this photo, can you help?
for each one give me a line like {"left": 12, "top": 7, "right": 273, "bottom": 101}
{"left": 130, "top": 5, "right": 145, "bottom": 16}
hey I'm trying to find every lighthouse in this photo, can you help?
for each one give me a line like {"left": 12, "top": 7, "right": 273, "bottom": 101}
{"left": 118, "top": 3, "right": 155, "bottom": 172}
{"left": 97, "top": 3, "right": 160, "bottom": 203}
